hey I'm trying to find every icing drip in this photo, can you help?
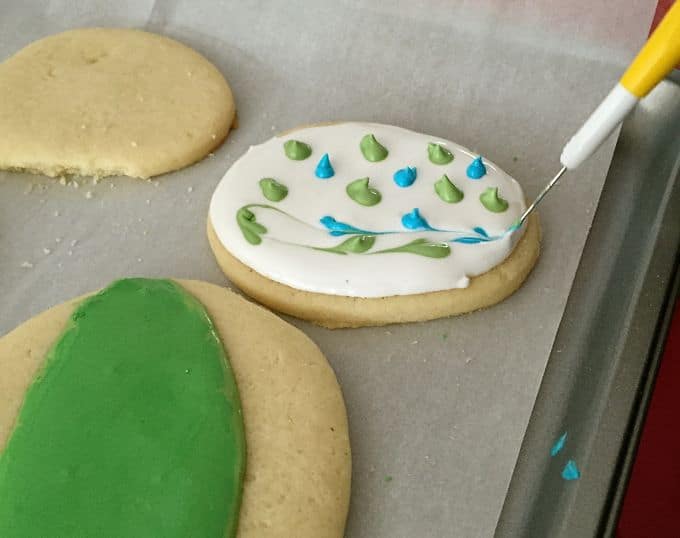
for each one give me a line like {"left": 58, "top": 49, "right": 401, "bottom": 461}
{"left": 284, "top": 139, "right": 312, "bottom": 160}
{"left": 480, "top": 187, "right": 509, "bottom": 213}
{"left": 315, "top": 153, "right": 335, "bottom": 178}
{"left": 209, "top": 122, "right": 527, "bottom": 297}
{"left": 360, "top": 134, "right": 388, "bottom": 162}
{"left": 434, "top": 174, "right": 464, "bottom": 203}
{"left": 393, "top": 166, "right": 417, "bottom": 187}
{"left": 346, "top": 177, "right": 382, "bottom": 206}
{"left": 0, "top": 279, "right": 246, "bottom": 537}
{"left": 428, "top": 142, "right": 454, "bottom": 164}
{"left": 401, "top": 208, "right": 437, "bottom": 231}
{"left": 259, "top": 178, "right": 288, "bottom": 201}
{"left": 466, "top": 156, "right": 487, "bottom": 179}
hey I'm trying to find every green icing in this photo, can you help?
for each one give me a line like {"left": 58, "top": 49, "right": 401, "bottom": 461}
{"left": 259, "top": 178, "right": 288, "bottom": 202}
{"left": 428, "top": 143, "right": 454, "bottom": 165}
{"left": 480, "top": 187, "right": 509, "bottom": 213}
{"left": 237, "top": 206, "right": 267, "bottom": 244}
{"left": 317, "top": 235, "right": 376, "bottom": 254}
{"left": 375, "top": 238, "right": 451, "bottom": 258}
{"left": 434, "top": 174, "right": 464, "bottom": 203}
{"left": 0, "top": 278, "right": 246, "bottom": 538}
{"left": 346, "top": 177, "right": 382, "bottom": 206}
{"left": 359, "top": 134, "right": 388, "bottom": 162}
{"left": 283, "top": 139, "right": 312, "bottom": 160}
{"left": 233, "top": 204, "right": 454, "bottom": 258}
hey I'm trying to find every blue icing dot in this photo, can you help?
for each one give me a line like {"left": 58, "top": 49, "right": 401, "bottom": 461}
{"left": 393, "top": 166, "right": 417, "bottom": 187}
{"left": 561, "top": 460, "right": 581, "bottom": 481}
{"left": 550, "top": 432, "right": 567, "bottom": 457}
{"left": 315, "top": 153, "right": 335, "bottom": 179}
{"left": 401, "top": 208, "right": 435, "bottom": 231}
{"left": 466, "top": 156, "right": 487, "bottom": 179}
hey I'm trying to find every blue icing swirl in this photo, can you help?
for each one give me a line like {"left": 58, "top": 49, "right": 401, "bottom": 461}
{"left": 315, "top": 153, "right": 335, "bottom": 179}
{"left": 393, "top": 166, "right": 417, "bottom": 187}
{"left": 466, "top": 156, "right": 487, "bottom": 179}
{"left": 320, "top": 216, "right": 378, "bottom": 236}
{"left": 450, "top": 227, "right": 492, "bottom": 244}
{"left": 401, "top": 208, "right": 437, "bottom": 231}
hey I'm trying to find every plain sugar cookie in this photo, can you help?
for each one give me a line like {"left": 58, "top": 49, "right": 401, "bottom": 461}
{"left": 0, "top": 279, "right": 351, "bottom": 537}
{"left": 208, "top": 122, "right": 540, "bottom": 328}
{"left": 0, "top": 28, "right": 236, "bottom": 179}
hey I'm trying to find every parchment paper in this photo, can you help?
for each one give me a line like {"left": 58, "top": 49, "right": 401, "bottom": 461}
{"left": 0, "top": 2, "right": 656, "bottom": 536}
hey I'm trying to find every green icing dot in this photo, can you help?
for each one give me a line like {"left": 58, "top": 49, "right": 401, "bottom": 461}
{"left": 258, "top": 178, "right": 288, "bottom": 202}
{"left": 317, "top": 235, "right": 376, "bottom": 255}
{"left": 434, "top": 174, "right": 464, "bottom": 203}
{"left": 376, "top": 238, "right": 451, "bottom": 258}
{"left": 480, "top": 187, "right": 509, "bottom": 213}
{"left": 0, "top": 278, "right": 245, "bottom": 538}
{"left": 283, "top": 139, "right": 312, "bottom": 160}
{"left": 236, "top": 206, "right": 267, "bottom": 244}
{"left": 346, "top": 177, "right": 382, "bottom": 206}
{"left": 428, "top": 142, "right": 454, "bottom": 165}
{"left": 360, "top": 134, "right": 389, "bottom": 162}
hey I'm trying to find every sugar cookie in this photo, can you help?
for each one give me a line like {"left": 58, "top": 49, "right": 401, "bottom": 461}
{"left": 208, "top": 122, "right": 540, "bottom": 328}
{"left": 0, "top": 279, "right": 350, "bottom": 537}
{"left": 0, "top": 28, "right": 235, "bottom": 179}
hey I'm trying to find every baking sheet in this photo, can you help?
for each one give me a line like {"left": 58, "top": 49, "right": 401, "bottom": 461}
{"left": 0, "top": 2, "right": 657, "bottom": 536}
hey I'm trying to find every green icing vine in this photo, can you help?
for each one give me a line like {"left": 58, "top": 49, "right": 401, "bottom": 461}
{"left": 316, "top": 235, "right": 376, "bottom": 255}
{"left": 236, "top": 207, "right": 267, "bottom": 245}
{"left": 374, "top": 238, "right": 451, "bottom": 258}
{"left": 235, "top": 204, "right": 452, "bottom": 258}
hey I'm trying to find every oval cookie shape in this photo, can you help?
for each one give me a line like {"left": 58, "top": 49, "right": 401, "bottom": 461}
{"left": 0, "top": 28, "right": 235, "bottom": 179}
{"left": 209, "top": 122, "right": 529, "bottom": 298}
{"left": 0, "top": 279, "right": 245, "bottom": 537}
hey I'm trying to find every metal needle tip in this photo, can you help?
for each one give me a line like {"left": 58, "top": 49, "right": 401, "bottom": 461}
{"left": 513, "top": 165, "right": 568, "bottom": 230}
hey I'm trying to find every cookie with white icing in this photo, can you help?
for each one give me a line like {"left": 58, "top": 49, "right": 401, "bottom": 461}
{"left": 208, "top": 123, "right": 540, "bottom": 328}
{"left": 0, "top": 28, "right": 235, "bottom": 179}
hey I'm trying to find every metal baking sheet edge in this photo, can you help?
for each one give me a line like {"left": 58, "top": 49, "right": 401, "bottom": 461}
{"left": 496, "top": 73, "right": 680, "bottom": 538}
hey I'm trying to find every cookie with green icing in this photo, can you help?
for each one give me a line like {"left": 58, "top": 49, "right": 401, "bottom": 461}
{"left": 0, "top": 278, "right": 351, "bottom": 537}
{"left": 208, "top": 122, "right": 540, "bottom": 328}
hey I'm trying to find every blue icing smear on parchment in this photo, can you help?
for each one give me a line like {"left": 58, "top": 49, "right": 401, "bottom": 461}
{"left": 393, "top": 166, "right": 417, "bottom": 187}
{"left": 315, "top": 153, "right": 335, "bottom": 179}
{"left": 561, "top": 460, "right": 581, "bottom": 481}
{"left": 550, "top": 432, "right": 567, "bottom": 457}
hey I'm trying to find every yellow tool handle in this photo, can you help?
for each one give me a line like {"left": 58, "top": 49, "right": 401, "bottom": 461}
{"left": 620, "top": 0, "right": 680, "bottom": 98}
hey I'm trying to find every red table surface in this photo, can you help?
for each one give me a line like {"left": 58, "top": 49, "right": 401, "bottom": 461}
{"left": 616, "top": 296, "right": 680, "bottom": 537}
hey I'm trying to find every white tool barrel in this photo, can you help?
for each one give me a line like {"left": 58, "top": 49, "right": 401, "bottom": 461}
{"left": 560, "top": 83, "right": 638, "bottom": 169}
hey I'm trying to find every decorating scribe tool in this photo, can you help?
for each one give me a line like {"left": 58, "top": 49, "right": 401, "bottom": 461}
{"left": 514, "top": 1, "right": 680, "bottom": 230}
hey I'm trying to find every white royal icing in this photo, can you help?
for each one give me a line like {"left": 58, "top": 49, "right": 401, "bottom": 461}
{"left": 209, "top": 122, "right": 527, "bottom": 297}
